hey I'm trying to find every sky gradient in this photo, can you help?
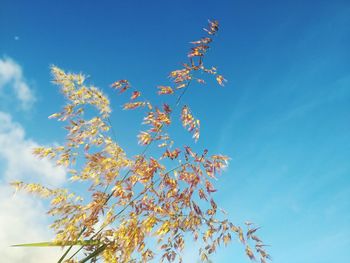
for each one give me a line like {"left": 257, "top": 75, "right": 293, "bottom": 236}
{"left": 1, "top": 0, "right": 350, "bottom": 262}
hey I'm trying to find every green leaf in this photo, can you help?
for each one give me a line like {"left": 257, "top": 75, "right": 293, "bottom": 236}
{"left": 12, "top": 240, "right": 102, "bottom": 247}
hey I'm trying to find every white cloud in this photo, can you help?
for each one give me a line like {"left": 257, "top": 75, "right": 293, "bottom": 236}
{"left": 0, "top": 57, "right": 36, "bottom": 109}
{"left": 0, "top": 111, "right": 67, "bottom": 262}
{"left": 0, "top": 185, "right": 62, "bottom": 262}
{"left": 0, "top": 111, "right": 66, "bottom": 186}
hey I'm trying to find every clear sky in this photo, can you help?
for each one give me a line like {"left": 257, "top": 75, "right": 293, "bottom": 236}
{"left": 1, "top": 0, "right": 349, "bottom": 262}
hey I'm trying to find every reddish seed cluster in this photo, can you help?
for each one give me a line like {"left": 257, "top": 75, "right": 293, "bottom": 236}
{"left": 158, "top": 86, "right": 174, "bottom": 95}
{"left": 181, "top": 105, "right": 200, "bottom": 141}
{"left": 111, "top": 79, "right": 131, "bottom": 93}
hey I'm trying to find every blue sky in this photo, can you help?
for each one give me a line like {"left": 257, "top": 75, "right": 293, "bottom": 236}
{"left": 1, "top": 0, "right": 349, "bottom": 262}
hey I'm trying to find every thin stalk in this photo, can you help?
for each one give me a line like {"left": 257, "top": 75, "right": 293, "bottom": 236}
{"left": 79, "top": 244, "right": 107, "bottom": 263}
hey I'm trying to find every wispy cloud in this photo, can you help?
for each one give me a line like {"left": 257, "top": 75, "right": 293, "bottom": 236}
{"left": 0, "top": 57, "right": 36, "bottom": 110}
{"left": 0, "top": 111, "right": 66, "bottom": 186}
{"left": 0, "top": 111, "right": 67, "bottom": 262}
{"left": 0, "top": 185, "right": 62, "bottom": 262}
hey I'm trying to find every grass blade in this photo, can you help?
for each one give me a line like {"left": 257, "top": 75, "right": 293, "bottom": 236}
{"left": 12, "top": 240, "right": 101, "bottom": 247}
